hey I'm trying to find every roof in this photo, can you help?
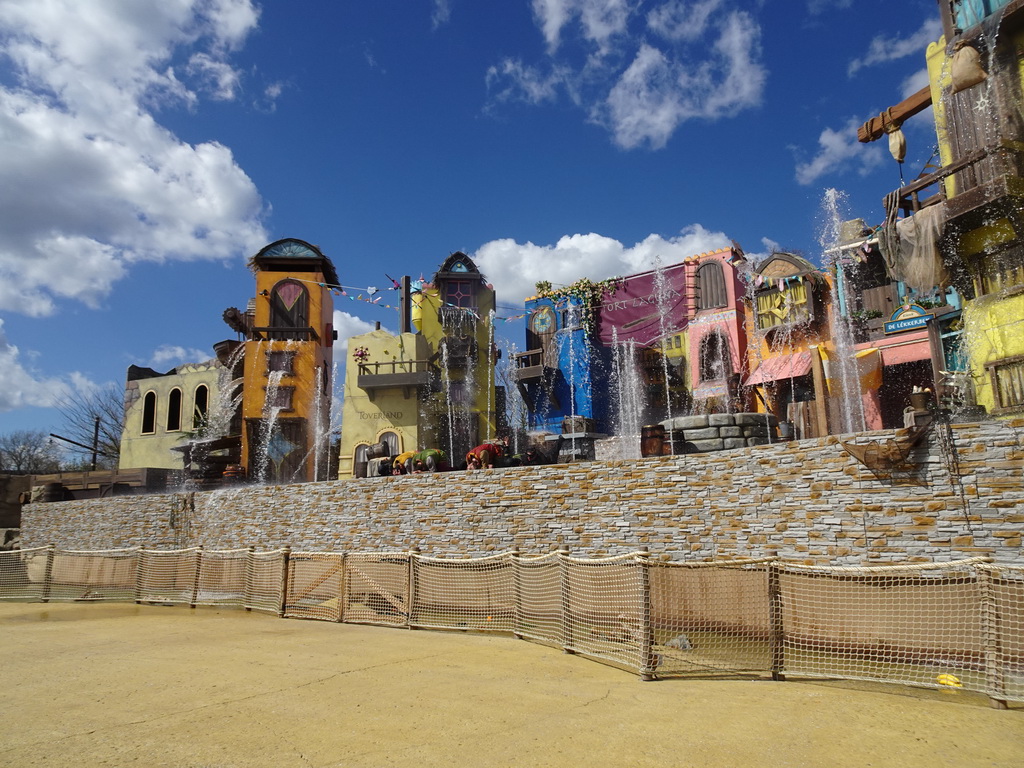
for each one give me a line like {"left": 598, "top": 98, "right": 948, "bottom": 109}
{"left": 745, "top": 351, "right": 813, "bottom": 386}
{"left": 251, "top": 238, "right": 340, "bottom": 287}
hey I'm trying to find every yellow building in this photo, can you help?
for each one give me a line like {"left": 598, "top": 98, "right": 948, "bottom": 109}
{"left": 119, "top": 361, "right": 222, "bottom": 471}
{"left": 224, "top": 238, "right": 338, "bottom": 483}
{"left": 338, "top": 252, "right": 500, "bottom": 477}
{"left": 859, "top": 1, "right": 1024, "bottom": 417}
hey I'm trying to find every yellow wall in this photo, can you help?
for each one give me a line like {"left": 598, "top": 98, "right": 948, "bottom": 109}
{"left": 963, "top": 292, "right": 1024, "bottom": 415}
{"left": 337, "top": 329, "right": 429, "bottom": 476}
{"left": 241, "top": 268, "right": 334, "bottom": 481}
{"left": 119, "top": 362, "right": 222, "bottom": 470}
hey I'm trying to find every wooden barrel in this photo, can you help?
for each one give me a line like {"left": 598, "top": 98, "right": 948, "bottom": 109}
{"left": 366, "top": 441, "right": 388, "bottom": 459}
{"left": 222, "top": 464, "right": 246, "bottom": 482}
{"left": 640, "top": 425, "right": 665, "bottom": 457}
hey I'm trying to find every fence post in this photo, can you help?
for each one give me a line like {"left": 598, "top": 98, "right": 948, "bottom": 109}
{"left": 41, "top": 544, "right": 55, "bottom": 603}
{"left": 278, "top": 546, "right": 291, "bottom": 618}
{"left": 977, "top": 563, "right": 1008, "bottom": 709}
{"left": 510, "top": 549, "right": 522, "bottom": 640}
{"left": 637, "top": 548, "right": 657, "bottom": 681}
{"left": 335, "top": 552, "right": 347, "bottom": 623}
{"left": 189, "top": 546, "right": 204, "bottom": 609}
{"left": 133, "top": 548, "right": 145, "bottom": 604}
{"left": 769, "top": 560, "right": 785, "bottom": 681}
{"left": 558, "top": 548, "right": 574, "bottom": 654}
{"left": 406, "top": 547, "right": 420, "bottom": 629}
{"left": 244, "top": 546, "right": 255, "bottom": 611}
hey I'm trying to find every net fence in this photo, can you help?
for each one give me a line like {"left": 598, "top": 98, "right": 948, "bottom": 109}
{"left": 1, "top": 546, "right": 1020, "bottom": 704}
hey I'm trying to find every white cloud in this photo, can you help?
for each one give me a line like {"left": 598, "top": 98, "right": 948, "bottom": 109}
{"left": 473, "top": 224, "right": 732, "bottom": 306}
{"left": 848, "top": 17, "right": 942, "bottom": 77}
{"left": 531, "top": 0, "right": 633, "bottom": 55}
{"left": 491, "top": 3, "right": 766, "bottom": 151}
{"left": 432, "top": 0, "right": 452, "bottom": 29}
{"left": 901, "top": 67, "right": 931, "bottom": 98}
{"left": 0, "top": 0, "right": 268, "bottom": 318}
{"left": 647, "top": 0, "right": 723, "bottom": 42}
{"left": 333, "top": 311, "right": 382, "bottom": 353}
{"left": 0, "top": 318, "right": 75, "bottom": 411}
{"left": 150, "top": 344, "right": 212, "bottom": 368}
{"left": 794, "top": 117, "right": 885, "bottom": 186}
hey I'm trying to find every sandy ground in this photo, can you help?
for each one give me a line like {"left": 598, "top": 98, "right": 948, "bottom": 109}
{"left": 0, "top": 602, "right": 1021, "bottom": 768}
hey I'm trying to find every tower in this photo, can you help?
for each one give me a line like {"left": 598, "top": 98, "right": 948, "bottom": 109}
{"left": 231, "top": 238, "right": 338, "bottom": 483}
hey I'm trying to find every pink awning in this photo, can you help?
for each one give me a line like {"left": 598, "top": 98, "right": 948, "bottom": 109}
{"left": 880, "top": 340, "right": 932, "bottom": 366}
{"left": 745, "top": 351, "right": 813, "bottom": 386}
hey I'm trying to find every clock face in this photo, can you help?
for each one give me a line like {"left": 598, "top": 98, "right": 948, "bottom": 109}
{"left": 531, "top": 306, "right": 555, "bottom": 333}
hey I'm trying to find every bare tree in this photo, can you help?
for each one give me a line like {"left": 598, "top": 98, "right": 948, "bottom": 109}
{"left": 54, "top": 383, "right": 124, "bottom": 469}
{"left": 0, "top": 430, "right": 62, "bottom": 473}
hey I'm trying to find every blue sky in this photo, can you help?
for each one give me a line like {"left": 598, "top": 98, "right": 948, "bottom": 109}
{"left": 0, "top": 0, "right": 943, "bottom": 435}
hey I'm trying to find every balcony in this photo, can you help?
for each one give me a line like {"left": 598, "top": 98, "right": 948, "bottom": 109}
{"left": 888, "top": 145, "right": 1024, "bottom": 237}
{"left": 512, "top": 349, "right": 546, "bottom": 382}
{"left": 251, "top": 326, "right": 320, "bottom": 342}
{"left": 357, "top": 360, "right": 432, "bottom": 400}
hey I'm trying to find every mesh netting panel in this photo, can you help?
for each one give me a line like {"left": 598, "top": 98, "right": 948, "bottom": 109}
{"left": 514, "top": 553, "right": 562, "bottom": 647}
{"left": 343, "top": 552, "right": 410, "bottom": 626}
{"left": 982, "top": 564, "right": 1024, "bottom": 703}
{"left": 562, "top": 553, "right": 647, "bottom": 672}
{"left": 0, "top": 547, "right": 48, "bottom": 601}
{"left": 650, "top": 559, "right": 772, "bottom": 678}
{"left": 193, "top": 549, "right": 250, "bottom": 608}
{"left": 136, "top": 548, "right": 200, "bottom": 605}
{"left": 45, "top": 549, "right": 139, "bottom": 602}
{"left": 779, "top": 559, "right": 987, "bottom": 692}
{"left": 410, "top": 553, "right": 514, "bottom": 632}
{"left": 244, "top": 549, "right": 286, "bottom": 614}
{"left": 284, "top": 552, "right": 343, "bottom": 622}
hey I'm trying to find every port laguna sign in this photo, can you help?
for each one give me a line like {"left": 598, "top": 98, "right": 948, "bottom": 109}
{"left": 884, "top": 303, "right": 933, "bottom": 334}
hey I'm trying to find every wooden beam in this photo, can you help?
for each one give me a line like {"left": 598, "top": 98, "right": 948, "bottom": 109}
{"left": 857, "top": 86, "right": 932, "bottom": 143}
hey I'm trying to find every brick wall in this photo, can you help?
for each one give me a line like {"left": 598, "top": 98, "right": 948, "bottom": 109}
{"left": 21, "top": 420, "right": 1024, "bottom": 565}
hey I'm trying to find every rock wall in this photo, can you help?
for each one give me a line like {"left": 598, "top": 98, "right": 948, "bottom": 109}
{"left": 20, "top": 420, "right": 1024, "bottom": 566}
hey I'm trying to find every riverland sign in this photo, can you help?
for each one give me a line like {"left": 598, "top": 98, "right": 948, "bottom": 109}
{"left": 884, "top": 303, "right": 933, "bottom": 335}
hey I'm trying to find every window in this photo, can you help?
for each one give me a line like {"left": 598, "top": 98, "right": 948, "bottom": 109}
{"left": 193, "top": 385, "right": 209, "bottom": 427}
{"left": 141, "top": 391, "right": 157, "bottom": 434}
{"left": 696, "top": 261, "right": 727, "bottom": 310}
{"left": 166, "top": 388, "right": 182, "bottom": 431}
{"left": 990, "top": 356, "right": 1024, "bottom": 411}
{"left": 699, "top": 332, "right": 730, "bottom": 382}
{"left": 267, "top": 350, "right": 297, "bottom": 375}
{"left": 444, "top": 279, "right": 476, "bottom": 308}
{"left": 377, "top": 431, "right": 401, "bottom": 455}
{"left": 755, "top": 281, "right": 812, "bottom": 331}
{"left": 265, "top": 386, "right": 295, "bottom": 411}
{"left": 270, "top": 280, "right": 309, "bottom": 330}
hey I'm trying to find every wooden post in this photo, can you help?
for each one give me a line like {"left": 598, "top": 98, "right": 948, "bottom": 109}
{"left": 336, "top": 552, "right": 347, "bottom": 623}
{"left": 406, "top": 546, "right": 420, "bottom": 629}
{"left": 243, "top": 546, "right": 255, "bottom": 611}
{"left": 510, "top": 549, "right": 522, "bottom": 640}
{"left": 41, "top": 544, "right": 55, "bottom": 603}
{"left": 769, "top": 561, "right": 786, "bottom": 681}
{"left": 278, "top": 546, "right": 291, "bottom": 618}
{"left": 978, "top": 565, "right": 1008, "bottom": 709}
{"left": 808, "top": 345, "right": 830, "bottom": 438}
{"left": 133, "top": 548, "right": 145, "bottom": 604}
{"left": 637, "top": 548, "right": 658, "bottom": 681}
{"left": 189, "top": 546, "right": 203, "bottom": 609}
{"left": 558, "top": 548, "right": 574, "bottom": 654}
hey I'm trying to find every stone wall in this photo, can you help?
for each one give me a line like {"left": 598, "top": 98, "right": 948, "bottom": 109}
{"left": 20, "top": 420, "right": 1024, "bottom": 566}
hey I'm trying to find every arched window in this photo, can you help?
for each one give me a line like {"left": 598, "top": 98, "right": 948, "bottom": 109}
{"left": 141, "top": 391, "right": 157, "bottom": 434}
{"left": 699, "top": 332, "right": 731, "bottom": 382}
{"left": 166, "top": 388, "right": 182, "bottom": 431}
{"left": 377, "top": 431, "right": 401, "bottom": 455}
{"left": 697, "top": 261, "right": 727, "bottom": 310}
{"left": 270, "top": 279, "right": 309, "bottom": 333}
{"left": 353, "top": 444, "right": 370, "bottom": 478}
{"left": 193, "top": 385, "right": 209, "bottom": 428}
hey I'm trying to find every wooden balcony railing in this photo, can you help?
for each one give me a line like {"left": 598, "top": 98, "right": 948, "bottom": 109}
{"left": 251, "top": 326, "right": 320, "bottom": 342}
